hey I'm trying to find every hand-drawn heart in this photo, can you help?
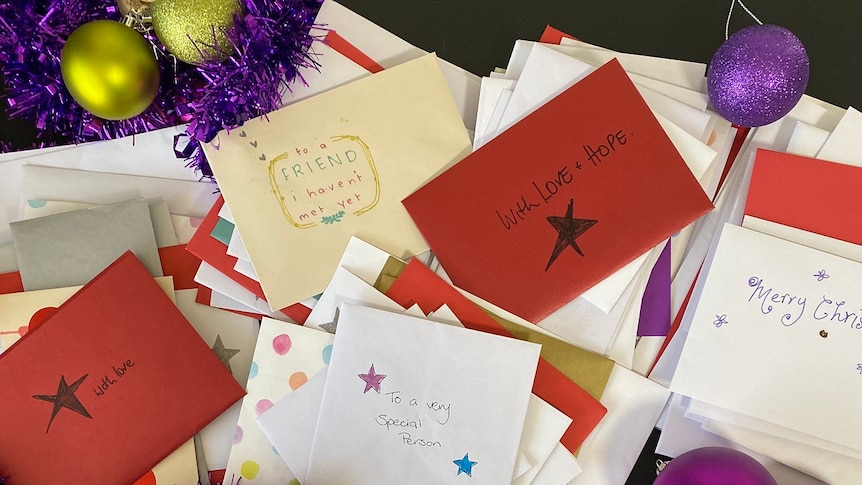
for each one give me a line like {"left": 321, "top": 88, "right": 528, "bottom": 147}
{"left": 250, "top": 141, "right": 258, "bottom": 147}
{"left": 259, "top": 154, "right": 266, "bottom": 160}
{"left": 239, "top": 131, "right": 247, "bottom": 137}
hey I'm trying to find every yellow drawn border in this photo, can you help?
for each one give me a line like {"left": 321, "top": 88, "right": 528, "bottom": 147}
{"left": 330, "top": 134, "right": 380, "bottom": 215}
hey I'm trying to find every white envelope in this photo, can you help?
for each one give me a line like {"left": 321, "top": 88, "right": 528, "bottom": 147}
{"left": 19, "top": 165, "right": 217, "bottom": 219}
{"left": 570, "top": 365, "right": 669, "bottom": 485}
{"left": 655, "top": 394, "right": 827, "bottom": 485}
{"left": 305, "top": 304, "right": 540, "bottom": 485}
{"left": 652, "top": 96, "right": 846, "bottom": 388}
{"left": 672, "top": 224, "right": 862, "bottom": 452}
{"left": 816, "top": 106, "right": 862, "bottom": 166}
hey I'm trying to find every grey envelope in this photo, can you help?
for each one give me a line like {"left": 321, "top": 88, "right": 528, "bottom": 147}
{"left": 11, "top": 198, "right": 163, "bottom": 290}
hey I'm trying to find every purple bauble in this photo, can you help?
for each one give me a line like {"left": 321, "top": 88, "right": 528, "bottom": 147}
{"left": 655, "top": 447, "right": 777, "bottom": 485}
{"left": 707, "top": 24, "right": 809, "bottom": 127}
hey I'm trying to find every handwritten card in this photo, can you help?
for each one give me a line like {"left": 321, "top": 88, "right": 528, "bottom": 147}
{"left": 0, "top": 252, "right": 244, "bottom": 484}
{"left": 403, "top": 59, "right": 712, "bottom": 322}
{"left": 305, "top": 304, "right": 540, "bottom": 484}
{"left": 671, "top": 224, "right": 862, "bottom": 452}
{"left": 206, "top": 54, "right": 472, "bottom": 311}
{"left": 384, "top": 258, "right": 608, "bottom": 452}
{"left": 0, "top": 277, "right": 175, "bottom": 353}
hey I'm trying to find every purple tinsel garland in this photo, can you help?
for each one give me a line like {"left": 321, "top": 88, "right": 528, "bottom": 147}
{"left": 0, "top": 0, "right": 320, "bottom": 179}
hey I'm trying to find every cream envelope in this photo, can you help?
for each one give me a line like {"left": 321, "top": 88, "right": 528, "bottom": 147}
{"left": 314, "top": 1, "right": 480, "bottom": 132}
{"left": 671, "top": 223, "right": 862, "bottom": 452}
{"left": 206, "top": 54, "right": 472, "bottom": 311}
{"left": 146, "top": 438, "right": 199, "bottom": 485}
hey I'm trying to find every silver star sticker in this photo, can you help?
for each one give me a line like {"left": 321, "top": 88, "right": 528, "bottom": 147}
{"left": 211, "top": 334, "right": 240, "bottom": 373}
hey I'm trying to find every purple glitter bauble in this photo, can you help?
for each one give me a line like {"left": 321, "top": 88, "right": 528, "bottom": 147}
{"left": 707, "top": 24, "right": 809, "bottom": 127}
{"left": 655, "top": 447, "right": 776, "bottom": 485}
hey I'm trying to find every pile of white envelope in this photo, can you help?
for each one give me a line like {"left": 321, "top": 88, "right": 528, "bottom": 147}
{"left": 3, "top": 0, "right": 861, "bottom": 484}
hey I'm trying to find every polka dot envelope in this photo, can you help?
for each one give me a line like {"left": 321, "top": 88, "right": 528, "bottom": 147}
{"left": 224, "top": 318, "right": 334, "bottom": 484}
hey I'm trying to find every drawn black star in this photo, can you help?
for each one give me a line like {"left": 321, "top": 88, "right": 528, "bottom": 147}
{"left": 32, "top": 374, "right": 92, "bottom": 433}
{"left": 211, "top": 335, "right": 241, "bottom": 373}
{"left": 545, "top": 198, "right": 597, "bottom": 271}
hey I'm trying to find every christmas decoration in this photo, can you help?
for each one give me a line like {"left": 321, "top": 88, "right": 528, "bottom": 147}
{"left": 150, "top": 0, "right": 243, "bottom": 65}
{"left": 0, "top": 0, "right": 320, "bottom": 177}
{"left": 707, "top": 24, "right": 809, "bottom": 127}
{"left": 61, "top": 20, "right": 160, "bottom": 120}
{"left": 655, "top": 447, "right": 776, "bottom": 485}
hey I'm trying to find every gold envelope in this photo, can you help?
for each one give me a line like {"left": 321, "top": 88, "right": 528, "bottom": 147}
{"left": 206, "top": 54, "right": 472, "bottom": 311}
{"left": 375, "top": 257, "right": 615, "bottom": 401}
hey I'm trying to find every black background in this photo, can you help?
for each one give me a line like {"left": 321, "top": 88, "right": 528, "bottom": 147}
{"left": 1, "top": 1, "right": 853, "bottom": 482}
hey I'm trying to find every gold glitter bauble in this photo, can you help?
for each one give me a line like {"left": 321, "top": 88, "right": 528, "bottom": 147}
{"left": 150, "top": 0, "right": 242, "bottom": 65}
{"left": 60, "top": 20, "right": 160, "bottom": 120}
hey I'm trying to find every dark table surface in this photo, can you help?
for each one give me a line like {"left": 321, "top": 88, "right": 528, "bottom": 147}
{"left": 1, "top": 2, "right": 854, "bottom": 482}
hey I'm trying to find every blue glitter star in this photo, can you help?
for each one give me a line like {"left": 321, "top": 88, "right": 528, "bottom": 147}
{"left": 453, "top": 453, "right": 478, "bottom": 477}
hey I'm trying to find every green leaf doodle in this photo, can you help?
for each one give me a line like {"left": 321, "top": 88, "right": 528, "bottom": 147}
{"left": 321, "top": 211, "right": 346, "bottom": 224}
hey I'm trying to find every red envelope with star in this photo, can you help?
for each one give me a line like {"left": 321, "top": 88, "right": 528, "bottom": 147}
{"left": 403, "top": 59, "right": 713, "bottom": 321}
{"left": 0, "top": 251, "right": 245, "bottom": 484}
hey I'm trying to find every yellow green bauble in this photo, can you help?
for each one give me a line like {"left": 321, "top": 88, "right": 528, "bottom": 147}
{"left": 150, "top": 0, "right": 243, "bottom": 65}
{"left": 60, "top": 20, "right": 160, "bottom": 120}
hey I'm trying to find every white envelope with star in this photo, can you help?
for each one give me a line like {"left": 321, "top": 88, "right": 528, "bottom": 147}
{"left": 304, "top": 304, "right": 541, "bottom": 485}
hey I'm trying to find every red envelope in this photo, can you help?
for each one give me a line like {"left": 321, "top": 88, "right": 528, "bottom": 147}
{"left": 746, "top": 149, "right": 862, "bottom": 244}
{"left": 0, "top": 252, "right": 245, "bottom": 484}
{"left": 186, "top": 196, "right": 267, "bottom": 300}
{"left": 186, "top": 196, "right": 311, "bottom": 323}
{"left": 403, "top": 60, "right": 713, "bottom": 322}
{"left": 385, "top": 259, "right": 607, "bottom": 453}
